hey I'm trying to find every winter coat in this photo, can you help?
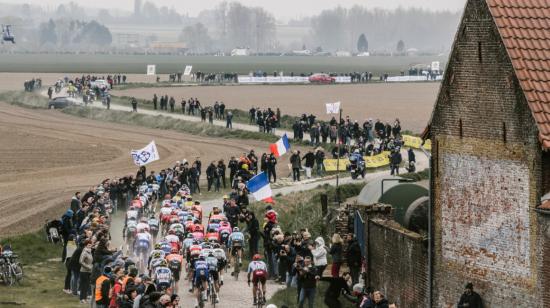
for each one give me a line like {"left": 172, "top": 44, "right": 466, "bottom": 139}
{"left": 311, "top": 237, "right": 327, "bottom": 266}
{"left": 79, "top": 247, "right": 93, "bottom": 273}
{"left": 290, "top": 153, "right": 302, "bottom": 169}
{"left": 329, "top": 243, "right": 343, "bottom": 263}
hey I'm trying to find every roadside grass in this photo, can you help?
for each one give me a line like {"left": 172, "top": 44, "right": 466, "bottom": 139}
{"left": 399, "top": 168, "right": 430, "bottom": 181}
{"left": 268, "top": 281, "right": 356, "bottom": 308}
{"left": 0, "top": 232, "right": 78, "bottom": 308}
{"left": 112, "top": 95, "right": 296, "bottom": 130}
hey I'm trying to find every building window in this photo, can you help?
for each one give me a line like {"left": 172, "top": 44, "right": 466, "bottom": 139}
{"left": 478, "top": 42, "right": 482, "bottom": 63}
{"left": 459, "top": 119, "right": 463, "bottom": 138}
{"left": 502, "top": 122, "right": 507, "bottom": 143}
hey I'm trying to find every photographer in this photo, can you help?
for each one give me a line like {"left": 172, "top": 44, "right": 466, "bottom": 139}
{"left": 297, "top": 256, "right": 319, "bottom": 308}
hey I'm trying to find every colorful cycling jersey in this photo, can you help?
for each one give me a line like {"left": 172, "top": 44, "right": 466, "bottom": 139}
{"left": 189, "top": 244, "right": 202, "bottom": 257}
{"left": 165, "top": 234, "right": 180, "bottom": 244}
{"left": 159, "top": 242, "right": 172, "bottom": 254}
{"left": 206, "top": 232, "right": 220, "bottom": 242}
{"left": 149, "top": 249, "right": 166, "bottom": 261}
{"left": 207, "top": 223, "right": 220, "bottom": 231}
{"left": 206, "top": 256, "right": 218, "bottom": 272}
{"left": 148, "top": 219, "right": 159, "bottom": 229}
{"left": 192, "top": 232, "right": 204, "bottom": 241}
{"left": 136, "top": 222, "right": 150, "bottom": 233}
{"left": 212, "top": 248, "right": 226, "bottom": 261}
{"left": 194, "top": 260, "right": 208, "bottom": 273}
{"left": 149, "top": 257, "right": 164, "bottom": 270}
{"left": 126, "top": 219, "right": 137, "bottom": 231}
{"left": 127, "top": 210, "right": 139, "bottom": 220}
{"left": 169, "top": 223, "right": 185, "bottom": 233}
{"left": 183, "top": 238, "right": 194, "bottom": 250}
{"left": 154, "top": 266, "right": 172, "bottom": 285}
{"left": 247, "top": 261, "right": 268, "bottom": 273}
{"left": 200, "top": 248, "right": 213, "bottom": 258}
{"left": 228, "top": 232, "right": 244, "bottom": 247}
{"left": 160, "top": 207, "right": 172, "bottom": 216}
{"left": 135, "top": 232, "right": 151, "bottom": 249}
{"left": 166, "top": 253, "right": 184, "bottom": 265}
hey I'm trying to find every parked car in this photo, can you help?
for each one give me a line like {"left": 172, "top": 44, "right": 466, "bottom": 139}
{"left": 309, "top": 73, "right": 335, "bottom": 84}
{"left": 48, "top": 97, "right": 73, "bottom": 109}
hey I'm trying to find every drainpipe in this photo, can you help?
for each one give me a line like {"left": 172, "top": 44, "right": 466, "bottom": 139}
{"left": 421, "top": 146, "right": 433, "bottom": 308}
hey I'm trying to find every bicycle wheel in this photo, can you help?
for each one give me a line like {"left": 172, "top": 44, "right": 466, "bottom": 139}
{"left": 12, "top": 264, "right": 23, "bottom": 283}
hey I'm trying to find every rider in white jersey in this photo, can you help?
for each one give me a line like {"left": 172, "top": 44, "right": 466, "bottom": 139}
{"left": 136, "top": 218, "right": 150, "bottom": 233}
{"left": 153, "top": 260, "right": 173, "bottom": 291}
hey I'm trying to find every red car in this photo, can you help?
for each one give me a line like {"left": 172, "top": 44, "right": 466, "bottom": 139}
{"left": 309, "top": 73, "right": 335, "bottom": 84}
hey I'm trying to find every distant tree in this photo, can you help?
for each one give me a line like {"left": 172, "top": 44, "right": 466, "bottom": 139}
{"left": 357, "top": 33, "right": 368, "bottom": 52}
{"left": 302, "top": 43, "right": 307, "bottom": 50}
{"left": 179, "top": 22, "right": 213, "bottom": 54}
{"left": 315, "top": 46, "right": 323, "bottom": 53}
{"left": 397, "top": 39, "right": 405, "bottom": 53}
{"left": 73, "top": 20, "right": 112, "bottom": 46}
{"left": 39, "top": 19, "right": 57, "bottom": 46}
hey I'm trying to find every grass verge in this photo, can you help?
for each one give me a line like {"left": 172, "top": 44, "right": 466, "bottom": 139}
{"left": 0, "top": 232, "right": 77, "bottom": 308}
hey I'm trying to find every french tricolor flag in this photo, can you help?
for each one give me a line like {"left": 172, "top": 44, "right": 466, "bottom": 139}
{"left": 270, "top": 134, "right": 291, "bottom": 157}
{"left": 246, "top": 172, "right": 274, "bottom": 203}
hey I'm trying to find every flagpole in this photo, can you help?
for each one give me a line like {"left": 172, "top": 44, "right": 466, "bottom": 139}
{"left": 336, "top": 108, "right": 342, "bottom": 206}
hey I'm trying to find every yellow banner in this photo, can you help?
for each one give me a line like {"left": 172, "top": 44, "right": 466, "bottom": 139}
{"left": 323, "top": 151, "right": 391, "bottom": 171}
{"left": 365, "top": 151, "right": 390, "bottom": 168}
{"left": 403, "top": 135, "right": 431, "bottom": 150}
{"left": 323, "top": 159, "right": 349, "bottom": 172}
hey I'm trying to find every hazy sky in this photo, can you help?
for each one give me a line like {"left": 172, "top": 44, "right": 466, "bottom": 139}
{"left": 6, "top": 0, "right": 466, "bottom": 19}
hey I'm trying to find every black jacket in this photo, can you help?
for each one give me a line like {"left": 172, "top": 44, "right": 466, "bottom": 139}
{"left": 329, "top": 243, "right": 343, "bottom": 263}
{"left": 458, "top": 291, "right": 483, "bottom": 308}
{"left": 297, "top": 265, "right": 318, "bottom": 289}
{"left": 303, "top": 152, "right": 315, "bottom": 168}
{"left": 346, "top": 239, "right": 362, "bottom": 267}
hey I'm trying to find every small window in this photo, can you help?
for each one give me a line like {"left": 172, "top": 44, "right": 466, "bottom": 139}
{"left": 502, "top": 122, "right": 507, "bottom": 143}
{"left": 478, "top": 42, "right": 482, "bottom": 63}
{"left": 459, "top": 119, "right": 463, "bottom": 138}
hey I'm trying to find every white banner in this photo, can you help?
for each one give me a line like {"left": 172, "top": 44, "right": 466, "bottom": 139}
{"left": 131, "top": 141, "right": 160, "bottom": 166}
{"left": 386, "top": 75, "right": 443, "bottom": 82}
{"left": 326, "top": 101, "right": 341, "bottom": 114}
{"left": 146, "top": 65, "right": 156, "bottom": 76}
{"left": 183, "top": 65, "right": 193, "bottom": 76}
{"left": 237, "top": 76, "right": 352, "bottom": 84}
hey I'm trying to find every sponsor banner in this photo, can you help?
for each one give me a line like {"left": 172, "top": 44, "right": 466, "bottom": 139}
{"left": 183, "top": 65, "right": 193, "bottom": 76}
{"left": 146, "top": 65, "right": 156, "bottom": 76}
{"left": 403, "top": 135, "right": 432, "bottom": 150}
{"left": 323, "top": 159, "right": 350, "bottom": 172}
{"left": 237, "top": 76, "right": 352, "bottom": 84}
{"left": 386, "top": 75, "right": 443, "bottom": 82}
{"left": 324, "top": 151, "right": 391, "bottom": 171}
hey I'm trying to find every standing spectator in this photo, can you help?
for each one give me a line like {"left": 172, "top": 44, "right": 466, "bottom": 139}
{"left": 61, "top": 209, "right": 75, "bottom": 260}
{"left": 217, "top": 160, "right": 227, "bottom": 189}
{"left": 267, "top": 153, "right": 277, "bottom": 183}
{"left": 63, "top": 235, "right": 77, "bottom": 295}
{"left": 79, "top": 240, "right": 93, "bottom": 304}
{"left": 330, "top": 234, "right": 343, "bottom": 277}
{"left": 290, "top": 151, "right": 302, "bottom": 182}
{"left": 169, "top": 97, "right": 175, "bottom": 112}
{"left": 180, "top": 99, "right": 186, "bottom": 114}
{"left": 458, "top": 283, "right": 483, "bottom": 308}
{"left": 310, "top": 237, "right": 327, "bottom": 276}
{"left": 208, "top": 108, "right": 214, "bottom": 124}
{"left": 48, "top": 87, "right": 53, "bottom": 99}
{"left": 320, "top": 272, "right": 352, "bottom": 308}
{"left": 245, "top": 211, "right": 260, "bottom": 258}
{"left": 373, "top": 291, "right": 390, "bottom": 308}
{"left": 130, "top": 98, "right": 137, "bottom": 112}
{"left": 345, "top": 234, "right": 362, "bottom": 285}
{"left": 152, "top": 94, "right": 158, "bottom": 110}
{"left": 226, "top": 111, "right": 233, "bottom": 128}
{"left": 228, "top": 156, "right": 238, "bottom": 187}
{"left": 95, "top": 267, "right": 113, "bottom": 308}
{"left": 303, "top": 150, "right": 315, "bottom": 179}
{"left": 109, "top": 267, "right": 125, "bottom": 308}
{"left": 314, "top": 149, "right": 325, "bottom": 177}
{"left": 389, "top": 149, "right": 402, "bottom": 175}
{"left": 392, "top": 119, "right": 401, "bottom": 138}
{"left": 70, "top": 192, "right": 82, "bottom": 218}
{"left": 219, "top": 102, "right": 226, "bottom": 119}
{"left": 297, "top": 256, "right": 319, "bottom": 308}
{"left": 249, "top": 107, "right": 256, "bottom": 124}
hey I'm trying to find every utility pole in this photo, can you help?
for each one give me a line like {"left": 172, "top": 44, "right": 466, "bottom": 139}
{"left": 336, "top": 107, "right": 343, "bottom": 205}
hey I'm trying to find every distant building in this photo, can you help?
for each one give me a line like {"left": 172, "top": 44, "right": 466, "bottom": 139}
{"left": 148, "top": 42, "right": 187, "bottom": 54}
{"left": 335, "top": 50, "right": 351, "bottom": 57}
{"left": 423, "top": 0, "right": 550, "bottom": 307}
{"left": 291, "top": 49, "right": 312, "bottom": 56}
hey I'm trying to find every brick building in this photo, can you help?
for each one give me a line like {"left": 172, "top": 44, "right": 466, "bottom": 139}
{"left": 424, "top": 0, "right": 550, "bottom": 306}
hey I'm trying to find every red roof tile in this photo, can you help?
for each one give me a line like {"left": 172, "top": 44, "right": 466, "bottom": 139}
{"left": 487, "top": 0, "right": 550, "bottom": 149}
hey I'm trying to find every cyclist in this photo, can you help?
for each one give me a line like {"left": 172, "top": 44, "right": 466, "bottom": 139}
{"left": 158, "top": 240, "right": 172, "bottom": 255}
{"left": 192, "top": 225, "right": 205, "bottom": 242}
{"left": 182, "top": 233, "right": 195, "bottom": 262}
{"left": 247, "top": 254, "right": 268, "bottom": 305}
{"left": 148, "top": 250, "right": 165, "bottom": 276}
{"left": 125, "top": 206, "right": 139, "bottom": 227}
{"left": 148, "top": 214, "right": 160, "bottom": 239}
{"left": 212, "top": 244, "right": 228, "bottom": 285}
{"left": 206, "top": 251, "right": 221, "bottom": 303}
{"left": 136, "top": 217, "right": 150, "bottom": 233}
{"left": 165, "top": 230, "right": 181, "bottom": 252}
{"left": 193, "top": 255, "right": 209, "bottom": 308}
{"left": 165, "top": 247, "right": 184, "bottom": 293}
{"left": 133, "top": 229, "right": 152, "bottom": 265}
{"left": 187, "top": 240, "right": 203, "bottom": 290}
{"left": 205, "top": 228, "right": 220, "bottom": 242}
{"left": 153, "top": 259, "right": 173, "bottom": 292}
{"left": 228, "top": 227, "right": 245, "bottom": 267}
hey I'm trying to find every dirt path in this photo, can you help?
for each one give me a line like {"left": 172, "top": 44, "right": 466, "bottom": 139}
{"left": 0, "top": 103, "right": 288, "bottom": 237}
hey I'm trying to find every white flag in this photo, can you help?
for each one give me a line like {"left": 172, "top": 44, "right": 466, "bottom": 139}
{"left": 326, "top": 101, "right": 341, "bottom": 114}
{"left": 131, "top": 141, "right": 160, "bottom": 166}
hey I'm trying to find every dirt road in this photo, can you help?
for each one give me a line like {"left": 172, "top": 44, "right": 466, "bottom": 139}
{"left": 0, "top": 103, "right": 287, "bottom": 237}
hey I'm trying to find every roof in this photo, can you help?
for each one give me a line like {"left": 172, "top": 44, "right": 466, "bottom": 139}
{"left": 487, "top": 0, "right": 550, "bottom": 149}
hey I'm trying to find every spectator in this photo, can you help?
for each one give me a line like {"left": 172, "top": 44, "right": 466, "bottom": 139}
{"left": 458, "top": 283, "right": 483, "bottom": 308}
{"left": 297, "top": 256, "right": 319, "bottom": 308}
{"left": 330, "top": 233, "right": 343, "bottom": 277}
{"left": 130, "top": 98, "right": 137, "bottom": 112}
{"left": 290, "top": 151, "right": 302, "bottom": 182}
{"left": 389, "top": 149, "right": 402, "bottom": 175}
{"left": 346, "top": 234, "right": 362, "bottom": 285}
{"left": 95, "top": 266, "right": 113, "bottom": 308}
{"left": 310, "top": 237, "right": 327, "bottom": 276}
{"left": 79, "top": 240, "right": 93, "bottom": 304}
{"left": 267, "top": 153, "right": 277, "bottom": 183}
{"left": 321, "top": 272, "right": 352, "bottom": 308}
{"left": 302, "top": 150, "right": 315, "bottom": 179}
{"left": 314, "top": 149, "right": 325, "bottom": 177}
{"left": 226, "top": 111, "right": 233, "bottom": 129}
{"left": 373, "top": 290, "right": 389, "bottom": 308}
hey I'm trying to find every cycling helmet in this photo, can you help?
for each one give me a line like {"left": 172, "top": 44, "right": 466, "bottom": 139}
{"left": 168, "top": 229, "right": 175, "bottom": 235}
{"left": 354, "top": 149, "right": 360, "bottom": 154}
{"left": 171, "top": 247, "right": 179, "bottom": 254}
{"left": 233, "top": 227, "right": 239, "bottom": 232}
{"left": 192, "top": 240, "right": 199, "bottom": 245}
{"left": 194, "top": 225, "right": 201, "bottom": 231}
{"left": 212, "top": 243, "right": 221, "bottom": 249}
{"left": 253, "top": 254, "right": 262, "bottom": 261}
{"left": 155, "top": 243, "right": 161, "bottom": 249}
{"left": 152, "top": 251, "right": 161, "bottom": 259}
{"left": 159, "top": 260, "right": 168, "bottom": 267}
{"left": 198, "top": 255, "right": 205, "bottom": 260}
{"left": 129, "top": 206, "right": 135, "bottom": 210}
{"left": 208, "top": 251, "right": 214, "bottom": 257}
{"left": 164, "top": 194, "right": 171, "bottom": 199}
{"left": 208, "top": 228, "right": 215, "bottom": 233}
{"left": 140, "top": 217, "right": 147, "bottom": 222}
{"left": 150, "top": 214, "right": 156, "bottom": 219}
{"left": 186, "top": 233, "right": 193, "bottom": 239}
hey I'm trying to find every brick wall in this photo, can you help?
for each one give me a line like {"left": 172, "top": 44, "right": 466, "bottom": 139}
{"left": 430, "top": 0, "right": 545, "bottom": 307}
{"left": 367, "top": 218, "right": 428, "bottom": 308}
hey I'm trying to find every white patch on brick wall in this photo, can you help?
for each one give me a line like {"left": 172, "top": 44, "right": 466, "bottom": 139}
{"left": 440, "top": 153, "right": 530, "bottom": 278}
